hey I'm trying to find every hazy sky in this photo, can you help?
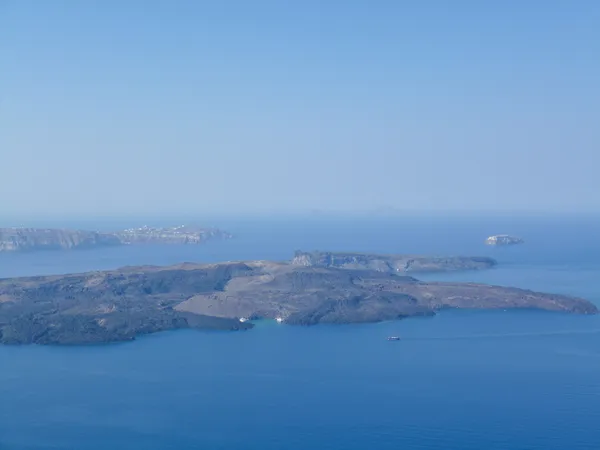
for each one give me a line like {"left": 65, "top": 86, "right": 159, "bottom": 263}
{"left": 2, "top": 1, "right": 599, "bottom": 217}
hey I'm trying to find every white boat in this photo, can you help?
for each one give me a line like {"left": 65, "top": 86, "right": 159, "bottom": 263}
{"left": 275, "top": 317, "right": 284, "bottom": 323}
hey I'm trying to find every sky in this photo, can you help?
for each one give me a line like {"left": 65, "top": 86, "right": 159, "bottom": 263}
{"left": 1, "top": 1, "right": 599, "bottom": 218}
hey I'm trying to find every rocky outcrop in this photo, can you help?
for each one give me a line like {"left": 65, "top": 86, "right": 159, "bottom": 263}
{"left": 0, "top": 253, "right": 595, "bottom": 345}
{"left": 485, "top": 235, "right": 524, "bottom": 246}
{"left": 0, "top": 225, "right": 232, "bottom": 252}
{"left": 291, "top": 251, "right": 497, "bottom": 273}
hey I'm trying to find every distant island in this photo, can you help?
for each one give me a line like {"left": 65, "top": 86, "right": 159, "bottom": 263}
{"left": 292, "top": 250, "right": 497, "bottom": 273}
{"left": 485, "top": 235, "right": 524, "bottom": 246}
{"left": 0, "top": 251, "right": 595, "bottom": 345}
{"left": 0, "top": 225, "right": 232, "bottom": 252}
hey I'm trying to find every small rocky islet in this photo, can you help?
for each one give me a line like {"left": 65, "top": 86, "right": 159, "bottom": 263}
{"left": 0, "top": 250, "right": 595, "bottom": 345}
{"left": 485, "top": 234, "right": 524, "bottom": 246}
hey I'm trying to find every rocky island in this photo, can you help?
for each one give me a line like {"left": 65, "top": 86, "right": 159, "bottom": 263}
{"left": 0, "top": 251, "right": 595, "bottom": 345}
{"left": 485, "top": 235, "right": 524, "bottom": 246}
{"left": 0, "top": 225, "right": 232, "bottom": 252}
{"left": 0, "top": 228, "right": 121, "bottom": 252}
{"left": 115, "top": 225, "right": 232, "bottom": 245}
{"left": 292, "top": 251, "right": 497, "bottom": 273}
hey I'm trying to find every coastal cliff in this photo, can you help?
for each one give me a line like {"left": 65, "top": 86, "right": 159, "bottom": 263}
{"left": 115, "top": 225, "right": 232, "bottom": 245}
{"left": 0, "top": 228, "right": 120, "bottom": 252}
{"left": 0, "top": 225, "right": 232, "bottom": 252}
{"left": 0, "top": 252, "right": 595, "bottom": 345}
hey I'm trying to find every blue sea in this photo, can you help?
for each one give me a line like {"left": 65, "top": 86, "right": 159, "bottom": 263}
{"left": 1, "top": 215, "right": 600, "bottom": 450}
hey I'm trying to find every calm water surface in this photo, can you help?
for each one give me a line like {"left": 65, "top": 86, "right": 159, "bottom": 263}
{"left": 1, "top": 216, "right": 599, "bottom": 450}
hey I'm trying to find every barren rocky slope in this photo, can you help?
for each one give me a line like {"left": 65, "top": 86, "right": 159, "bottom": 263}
{"left": 0, "top": 253, "right": 595, "bottom": 345}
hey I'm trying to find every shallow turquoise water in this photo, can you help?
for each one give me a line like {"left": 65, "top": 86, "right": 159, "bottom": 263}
{"left": 1, "top": 215, "right": 599, "bottom": 449}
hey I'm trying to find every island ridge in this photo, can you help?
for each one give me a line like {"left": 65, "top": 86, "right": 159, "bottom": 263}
{"left": 0, "top": 225, "right": 232, "bottom": 252}
{"left": 0, "top": 251, "right": 595, "bottom": 345}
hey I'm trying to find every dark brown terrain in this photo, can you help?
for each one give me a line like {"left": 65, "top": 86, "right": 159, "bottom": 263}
{"left": 0, "top": 252, "right": 595, "bottom": 345}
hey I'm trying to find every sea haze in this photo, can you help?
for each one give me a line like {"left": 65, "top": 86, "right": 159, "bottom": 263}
{"left": 1, "top": 215, "right": 599, "bottom": 450}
